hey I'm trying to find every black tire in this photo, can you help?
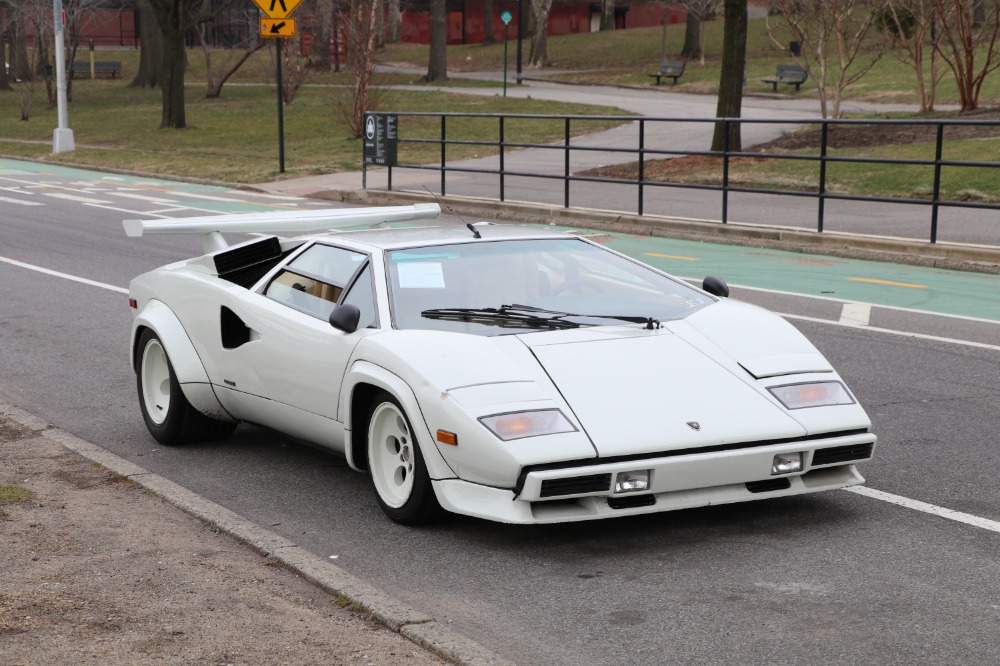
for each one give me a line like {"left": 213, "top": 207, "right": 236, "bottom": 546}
{"left": 365, "top": 391, "right": 445, "bottom": 525}
{"left": 136, "top": 329, "right": 236, "bottom": 446}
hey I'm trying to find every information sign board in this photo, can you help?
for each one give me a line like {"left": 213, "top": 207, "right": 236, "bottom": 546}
{"left": 363, "top": 113, "right": 398, "bottom": 167}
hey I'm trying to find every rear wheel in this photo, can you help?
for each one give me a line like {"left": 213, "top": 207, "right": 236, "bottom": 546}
{"left": 136, "top": 329, "right": 236, "bottom": 445}
{"left": 366, "top": 391, "right": 444, "bottom": 525}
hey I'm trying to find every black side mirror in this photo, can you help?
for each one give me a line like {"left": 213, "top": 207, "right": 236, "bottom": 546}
{"left": 329, "top": 304, "right": 361, "bottom": 333}
{"left": 702, "top": 275, "right": 729, "bottom": 298}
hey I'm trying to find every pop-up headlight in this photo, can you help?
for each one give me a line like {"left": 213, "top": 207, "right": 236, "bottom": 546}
{"left": 768, "top": 381, "right": 854, "bottom": 409}
{"left": 478, "top": 409, "right": 576, "bottom": 441}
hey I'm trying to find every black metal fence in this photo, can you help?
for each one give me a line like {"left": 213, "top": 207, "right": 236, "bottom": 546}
{"left": 365, "top": 113, "right": 1000, "bottom": 244}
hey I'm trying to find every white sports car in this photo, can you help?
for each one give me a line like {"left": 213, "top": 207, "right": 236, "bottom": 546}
{"left": 125, "top": 204, "right": 876, "bottom": 525}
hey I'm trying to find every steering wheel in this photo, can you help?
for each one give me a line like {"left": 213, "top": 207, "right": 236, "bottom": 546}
{"left": 552, "top": 279, "right": 605, "bottom": 296}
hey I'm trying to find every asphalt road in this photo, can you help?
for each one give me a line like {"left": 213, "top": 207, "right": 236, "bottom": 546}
{"left": 2, "top": 162, "right": 999, "bottom": 665}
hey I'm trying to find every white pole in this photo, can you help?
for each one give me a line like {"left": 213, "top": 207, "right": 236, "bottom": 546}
{"left": 52, "top": 0, "right": 75, "bottom": 153}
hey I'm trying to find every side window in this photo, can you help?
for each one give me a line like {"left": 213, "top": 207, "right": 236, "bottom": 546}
{"left": 341, "top": 264, "right": 376, "bottom": 329}
{"left": 265, "top": 244, "right": 367, "bottom": 321}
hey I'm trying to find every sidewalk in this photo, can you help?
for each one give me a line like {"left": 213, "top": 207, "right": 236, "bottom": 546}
{"left": 0, "top": 403, "right": 508, "bottom": 666}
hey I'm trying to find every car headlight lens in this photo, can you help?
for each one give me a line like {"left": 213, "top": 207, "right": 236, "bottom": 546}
{"left": 768, "top": 381, "right": 855, "bottom": 409}
{"left": 478, "top": 409, "right": 577, "bottom": 441}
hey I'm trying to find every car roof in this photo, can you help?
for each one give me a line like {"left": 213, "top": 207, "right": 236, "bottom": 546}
{"left": 305, "top": 223, "right": 574, "bottom": 251}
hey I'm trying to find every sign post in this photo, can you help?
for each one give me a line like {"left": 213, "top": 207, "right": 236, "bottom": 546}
{"left": 501, "top": 10, "right": 512, "bottom": 97}
{"left": 253, "top": 0, "right": 304, "bottom": 173}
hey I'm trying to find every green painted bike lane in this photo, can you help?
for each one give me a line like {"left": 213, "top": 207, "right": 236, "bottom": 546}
{"left": 562, "top": 228, "right": 1000, "bottom": 322}
{"left": 0, "top": 159, "right": 290, "bottom": 214}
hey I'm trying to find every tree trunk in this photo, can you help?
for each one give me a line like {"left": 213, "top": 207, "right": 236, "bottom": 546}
{"left": 528, "top": 0, "right": 552, "bottom": 67}
{"left": 426, "top": 0, "right": 448, "bottom": 81}
{"left": 387, "top": 0, "right": 401, "bottom": 43}
{"left": 600, "top": 0, "right": 615, "bottom": 31}
{"left": 483, "top": 0, "right": 496, "bottom": 43}
{"left": 681, "top": 12, "right": 701, "bottom": 59}
{"left": 153, "top": 1, "right": 188, "bottom": 129}
{"left": 711, "top": 0, "right": 748, "bottom": 152}
{"left": 131, "top": 0, "right": 162, "bottom": 88}
{"left": 311, "top": 0, "right": 333, "bottom": 71}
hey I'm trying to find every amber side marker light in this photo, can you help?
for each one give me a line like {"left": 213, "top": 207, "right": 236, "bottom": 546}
{"left": 437, "top": 430, "right": 458, "bottom": 446}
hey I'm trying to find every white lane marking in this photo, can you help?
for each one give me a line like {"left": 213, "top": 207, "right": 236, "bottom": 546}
{"left": 0, "top": 256, "right": 128, "bottom": 294}
{"left": 839, "top": 302, "right": 871, "bottom": 326}
{"left": 779, "top": 312, "right": 1000, "bottom": 352}
{"left": 108, "top": 192, "right": 178, "bottom": 203}
{"left": 42, "top": 192, "right": 114, "bottom": 204}
{"left": 845, "top": 486, "right": 1000, "bottom": 535}
{"left": 0, "top": 195, "right": 43, "bottom": 206}
{"left": 680, "top": 275, "right": 1000, "bottom": 326}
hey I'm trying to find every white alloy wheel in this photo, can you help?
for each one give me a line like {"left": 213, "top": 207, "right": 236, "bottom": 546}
{"left": 368, "top": 401, "right": 415, "bottom": 509}
{"left": 140, "top": 337, "right": 171, "bottom": 426}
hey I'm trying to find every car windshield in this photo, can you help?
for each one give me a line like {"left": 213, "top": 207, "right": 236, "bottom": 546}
{"left": 386, "top": 238, "right": 714, "bottom": 335}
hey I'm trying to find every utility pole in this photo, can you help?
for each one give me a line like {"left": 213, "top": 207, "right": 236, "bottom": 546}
{"left": 52, "top": 0, "right": 75, "bottom": 153}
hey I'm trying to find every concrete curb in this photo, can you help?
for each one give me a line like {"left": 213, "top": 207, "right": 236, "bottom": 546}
{"left": 0, "top": 401, "right": 516, "bottom": 666}
{"left": 310, "top": 187, "right": 1000, "bottom": 275}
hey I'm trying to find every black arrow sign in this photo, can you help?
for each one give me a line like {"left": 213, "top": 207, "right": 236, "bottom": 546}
{"left": 269, "top": 21, "right": 286, "bottom": 34}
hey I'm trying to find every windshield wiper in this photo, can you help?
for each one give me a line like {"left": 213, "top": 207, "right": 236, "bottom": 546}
{"left": 419, "top": 304, "right": 661, "bottom": 330}
{"left": 419, "top": 306, "right": 582, "bottom": 330}
{"left": 502, "top": 304, "right": 661, "bottom": 329}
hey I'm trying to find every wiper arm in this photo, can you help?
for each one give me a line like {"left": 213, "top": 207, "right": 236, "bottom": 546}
{"left": 503, "top": 304, "right": 661, "bottom": 330}
{"left": 420, "top": 307, "right": 582, "bottom": 330}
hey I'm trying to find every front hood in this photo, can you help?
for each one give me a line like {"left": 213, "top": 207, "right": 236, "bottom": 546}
{"left": 524, "top": 329, "right": 808, "bottom": 457}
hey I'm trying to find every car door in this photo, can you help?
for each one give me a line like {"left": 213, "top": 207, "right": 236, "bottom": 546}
{"left": 234, "top": 242, "right": 377, "bottom": 423}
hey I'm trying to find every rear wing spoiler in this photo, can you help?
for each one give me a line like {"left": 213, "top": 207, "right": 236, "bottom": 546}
{"left": 123, "top": 203, "right": 441, "bottom": 253}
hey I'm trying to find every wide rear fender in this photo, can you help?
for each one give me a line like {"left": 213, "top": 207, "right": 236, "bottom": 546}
{"left": 131, "top": 300, "right": 232, "bottom": 422}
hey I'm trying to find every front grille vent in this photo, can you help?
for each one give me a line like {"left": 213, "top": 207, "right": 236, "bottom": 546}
{"left": 746, "top": 478, "right": 792, "bottom": 493}
{"left": 812, "top": 442, "right": 874, "bottom": 467}
{"left": 539, "top": 473, "right": 611, "bottom": 498}
{"left": 608, "top": 494, "right": 656, "bottom": 510}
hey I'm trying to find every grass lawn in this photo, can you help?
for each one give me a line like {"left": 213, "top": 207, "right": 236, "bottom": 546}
{"left": 0, "top": 72, "right": 627, "bottom": 183}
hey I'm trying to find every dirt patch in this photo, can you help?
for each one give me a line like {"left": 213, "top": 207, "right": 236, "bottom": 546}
{"left": 0, "top": 416, "right": 444, "bottom": 666}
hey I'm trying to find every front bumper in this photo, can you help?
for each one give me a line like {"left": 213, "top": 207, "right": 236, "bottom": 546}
{"left": 432, "top": 431, "right": 875, "bottom": 524}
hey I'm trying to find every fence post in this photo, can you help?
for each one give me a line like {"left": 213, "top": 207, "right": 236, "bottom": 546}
{"left": 721, "top": 119, "right": 730, "bottom": 224}
{"left": 499, "top": 116, "right": 506, "bottom": 202}
{"left": 441, "top": 115, "right": 447, "bottom": 196}
{"left": 818, "top": 122, "right": 828, "bottom": 233}
{"left": 930, "top": 123, "right": 944, "bottom": 243}
{"left": 564, "top": 117, "right": 571, "bottom": 208}
{"left": 638, "top": 119, "right": 645, "bottom": 216}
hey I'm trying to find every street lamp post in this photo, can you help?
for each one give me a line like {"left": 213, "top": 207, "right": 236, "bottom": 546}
{"left": 52, "top": 0, "right": 75, "bottom": 153}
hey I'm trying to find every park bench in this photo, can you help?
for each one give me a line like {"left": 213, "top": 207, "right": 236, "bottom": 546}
{"left": 71, "top": 60, "right": 122, "bottom": 79}
{"left": 762, "top": 63, "right": 807, "bottom": 91}
{"left": 648, "top": 60, "right": 685, "bottom": 85}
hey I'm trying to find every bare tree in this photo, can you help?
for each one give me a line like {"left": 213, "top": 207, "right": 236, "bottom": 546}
{"left": 387, "top": 0, "right": 400, "bottom": 42}
{"left": 2, "top": 0, "right": 52, "bottom": 120}
{"left": 770, "top": 0, "right": 886, "bottom": 118}
{"left": 426, "top": 0, "right": 447, "bottom": 80}
{"left": 877, "top": 0, "right": 943, "bottom": 112}
{"left": 309, "top": 0, "right": 335, "bottom": 71}
{"left": 933, "top": 0, "right": 1000, "bottom": 111}
{"left": 131, "top": 0, "right": 163, "bottom": 88}
{"left": 711, "top": 0, "right": 747, "bottom": 151}
{"left": 194, "top": 8, "right": 264, "bottom": 98}
{"left": 600, "top": 0, "right": 616, "bottom": 30}
{"left": 144, "top": 0, "right": 241, "bottom": 129}
{"left": 681, "top": 0, "right": 721, "bottom": 65}
{"left": 339, "top": 0, "right": 379, "bottom": 136}
{"left": 527, "top": 0, "right": 554, "bottom": 66}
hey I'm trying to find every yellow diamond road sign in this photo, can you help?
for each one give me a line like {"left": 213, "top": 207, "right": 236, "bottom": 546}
{"left": 260, "top": 17, "right": 296, "bottom": 38}
{"left": 253, "top": 0, "right": 303, "bottom": 19}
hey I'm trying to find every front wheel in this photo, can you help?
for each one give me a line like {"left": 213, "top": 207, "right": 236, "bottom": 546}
{"left": 136, "top": 329, "right": 236, "bottom": 445}
{"left": 366, "top": 392, "right": 444, "bottom": 525}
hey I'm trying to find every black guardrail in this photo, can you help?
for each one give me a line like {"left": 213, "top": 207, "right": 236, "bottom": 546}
{"left": 362, "top": 113, "right": 1000, "bottom": 244}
